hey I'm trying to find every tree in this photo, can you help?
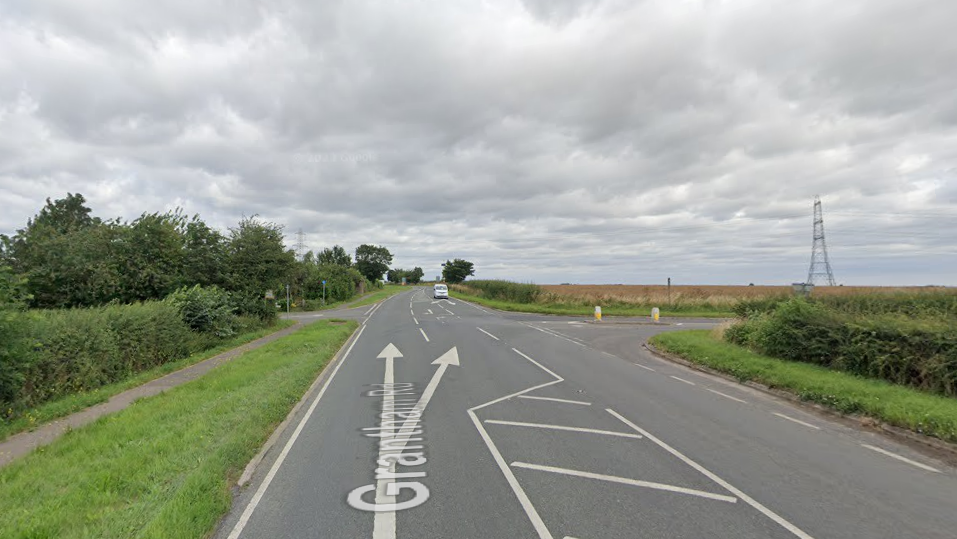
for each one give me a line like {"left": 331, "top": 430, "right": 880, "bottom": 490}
{"left": 116, "top": 211, "right": 187, "bottom": 303}
{"left": 442, "top": 259, "right": 474, "bottom": 284}
{"left": 408, "top": 267, "right": 424, "bottom": 284}
{"left": 354, "top": 244, "right": 393, "bottom": 283}
{"left": 226, "top": 216, "right": 296, "bottom": 296}
{"left": 182, "top": 216, "right": 227, "bottom": 288}
{"left": 317, "top": 245, "right": 352, "bottom": 267}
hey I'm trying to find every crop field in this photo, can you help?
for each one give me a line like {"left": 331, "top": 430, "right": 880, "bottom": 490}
{"left": 541, "top": 284, "right": 948, "bottom": 308}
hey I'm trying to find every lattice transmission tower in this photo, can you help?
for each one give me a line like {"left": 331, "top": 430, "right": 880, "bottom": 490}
{"left": 295, "top": 228, "right": 305, "bottom": 261}
{"left": 806, "top": 196, "right": 837, "bottom": 286}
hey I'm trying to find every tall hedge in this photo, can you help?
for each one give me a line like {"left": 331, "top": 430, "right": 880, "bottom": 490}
{"left": 726, "top": 297, "right": 957, "bottom": 397}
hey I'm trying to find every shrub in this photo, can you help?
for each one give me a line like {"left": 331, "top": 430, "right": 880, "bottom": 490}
{"left": 165, "top": 285, "right": 237, "bottom": 337}
{"left": 461, "top": 280, "right": 543, "bottom": 303}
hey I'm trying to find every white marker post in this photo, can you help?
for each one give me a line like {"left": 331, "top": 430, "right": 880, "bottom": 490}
{"left": 595, "top": 306, "right": 602, "bottom": 322}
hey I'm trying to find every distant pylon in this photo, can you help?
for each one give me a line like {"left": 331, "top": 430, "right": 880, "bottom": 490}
{"left": 806, "top": 196, "right": 837, "bottom": 286}
{"left": 295, "top": 228, "right": 305, "bottom": 261}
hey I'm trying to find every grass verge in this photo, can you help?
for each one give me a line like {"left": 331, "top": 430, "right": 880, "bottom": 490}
{"left": 0, "top": 319, "right": 356, "bottom": 539}
{"left": 0, "top": 319, "right": 297, "bottom": 443}
{"left": 346, "top": 284, "right": 408, "bottom": 309}
{"left": 453, "top": 291, "right": 734, "bottom": 318}
{"left": 651, "top": 330, "right": 957, "bottom": 443}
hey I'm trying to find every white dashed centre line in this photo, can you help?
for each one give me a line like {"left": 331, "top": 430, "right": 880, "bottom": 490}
{"left": 772, "top": 412, "right": 821, "bottom": 430}
{"left": 669, "top": 375, "right": 696, "bottom": 386}
{"left": 706, "top": 388, "right": 747, "bottom": 404}
{"left": 477, "top": 327, "right": 500, "bottom": 341}
{"left": 419, "top": 328, "right": 430, "bottom": 342}
{"left": 635, "top": 363, "right": 656, "bottom": 372}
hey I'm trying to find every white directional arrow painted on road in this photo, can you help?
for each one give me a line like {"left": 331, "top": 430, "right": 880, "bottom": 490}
{"left": 431, "top": 300, "right": 457, "bottom": 305}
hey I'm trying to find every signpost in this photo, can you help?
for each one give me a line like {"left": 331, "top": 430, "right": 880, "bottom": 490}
{"left": 322, "top": 280, "right": 327, "bottom": 306}
{"left": 286, "top": 284, "right": 290, "bottom": 313}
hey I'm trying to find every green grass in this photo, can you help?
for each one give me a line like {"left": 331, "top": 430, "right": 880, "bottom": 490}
{"left": 651, "top": 330, "right": 957, "bottom": 443}
{"left": 346, "top": 284, "right": 409, "bottom": 309}
{"left": 0, "top": 319, "right": 297, "bottom": 442}
{"left": 0, "top": 319, "right": 357, "bottom": 539}
{"left": 453, "top": 291, "right": 734, "bottom": 318}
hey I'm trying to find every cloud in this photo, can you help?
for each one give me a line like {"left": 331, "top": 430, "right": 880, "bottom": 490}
{"left": 1, "top": 0, "right": 955, "bottom": 285}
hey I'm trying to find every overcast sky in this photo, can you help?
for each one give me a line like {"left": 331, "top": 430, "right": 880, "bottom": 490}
{"left": 1, "top": 0, "right": 955, "bottom": 285}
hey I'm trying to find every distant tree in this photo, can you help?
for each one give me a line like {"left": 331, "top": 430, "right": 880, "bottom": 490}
{"left": 408, "top": 267, "right": 424, "bottom": 284}
{"left": 442, "top": 259, "right": 475, "bottom": 284}
{"left": 386, "top": 268, "right": 406, "bottom": 284}
{"left": 226, "top": 216, "right": 296, "bottom": 296}
{"left": 182, "top": 216, "right": 227, "bottom": 288}
{"left": 116, "top": 211, "right": 187, "bottom": 302}
{"left": 317, "top": 245, "right": 352, "bottom": 267}
{"left": 355, "top": 244, "right": 393, "bottom": 283}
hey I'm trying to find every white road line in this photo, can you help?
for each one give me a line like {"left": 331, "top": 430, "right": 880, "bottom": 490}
{"left": 669, "top": 375, "right": 696, "bottom": 386}
{"left": 607, "top": 409, "right": 816, "bottom": 539}
{"left": 413, "top": 317, "right": 419, "bottom": 325}
{"left": 419, "top": 328, "right": 430, "bottom": 342}
{"left": 477, "top": 327, "right": 500, "bottom": 341}
{"left": 524, "top": 323, "right": 586, "bottom": 347}
{"left": 635, "top": 363, "right": 656, "bottom": 372}
{"left": 861, "top": 444, "right": 941, "bottom": 473}
{"left": 518, "top": 395, "right": 591, "bottom": 406}
{"left": 365, "top": 305, "right": 376, "bottom": 315}
{"left": 468, "top": 411, "right": 555, "bottom": 539}
{"left": 426, "top": 309, "right": 433, "bottom": 315}
{"left": 444, "top": 308, "right": 455, "bottom": 315}
{"left": 706, "top": 388, "right": 747, "bottom": 404}
{"left": 512, "top": 462, "right": 737, "bottom": 504}
{"left": 601, "top": 351, "right": 617, "bottom": 358}
{"left": 512, "top": 348, "right": 563, "bottom": 380}
{"left": 486, "top": 420, "right": 642, "bottom": 439}
{"left": 227, "top": 324, "right": 367, "bottom": 539}
{"left": 772, "top": 412, "right": 821, "bottom": 430}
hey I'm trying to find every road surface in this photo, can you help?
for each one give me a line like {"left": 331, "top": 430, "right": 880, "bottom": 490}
{"left": 215, "top": 288, "right": 957, "bottom": 539}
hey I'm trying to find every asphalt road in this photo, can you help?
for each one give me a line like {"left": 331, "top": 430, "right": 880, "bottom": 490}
{"left": 215, "top": 288, "right": 957, "bottom": 539}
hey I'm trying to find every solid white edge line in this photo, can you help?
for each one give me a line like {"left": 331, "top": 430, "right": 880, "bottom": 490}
{"left": 518, "top": 395, "right": 591, "bottom": 406}
{"left": 861, "top": 444, "right": 941, "bottom": 473}
{"left": 469, "top": 411, "right": 555, "bottom": 539}
{"left": 485, "top": 420, "right": 642, "bottom": 439}
{"left": 606, "top": 408, "right": 815, "bottom": 539}
{"left": 635, "top": 363, "right": 656, "bottom": 372}
{"left": 669, "top": 375, "right": 696, "bottom": 386}
{"left": 772, "top": 412, "right": 821, "bottom": 430}
{"left": 419, "top": 328, "right": 430, "bottom": 342}
{"left": 227, "top": 323, "right": 367, "bottom": 539}
{"left": 511, "top": 462, "right": 737, "bottom": 503}
{"left": 477, "top": 327, "right": 500, "bottom": 341}
{"left": 705, "top": 388, "right": 747, "bottom": 404}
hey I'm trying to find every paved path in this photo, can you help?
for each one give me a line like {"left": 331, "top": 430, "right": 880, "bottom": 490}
{"left": 0, "top": 318, "right": 317, "bottom": 468}
{"left": 215, "top": 288, "right": 957, "bottom": 539}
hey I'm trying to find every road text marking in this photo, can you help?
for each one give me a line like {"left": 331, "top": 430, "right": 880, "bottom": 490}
{"left": 512, "top": 462, "right": 737, "bottom": 503}
{"left": 607, "top": 409, "right": 815, "bottom": 539}
{"left": 861, "top": 444, "right": 941, "bottom": 473}
{"left": 485, "top": 420, "right": 642, "bottom": 439}
{"left": 772, "top": 412, "right": 821, "bottom": 430}
{"left": 419, "top": 328, "right": 430, "bottom": 342}
{"left": 477, "top": 327, "right": 500, "bottom": 341}
{"left": 518, "top": 395, "right": 591, "bottom": 406}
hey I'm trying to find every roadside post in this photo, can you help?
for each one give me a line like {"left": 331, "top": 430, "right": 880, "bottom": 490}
{"left": 652, "top": 307, "right": 660, "bottom": 323}
{"left": 595, "top": 306, "right": 602, "bottom": 322}
{"left": 322, "top": 280, "right": 326, "bottom": 306}
{"left": 286, "top": 284, "right": 290, "bottom": 313}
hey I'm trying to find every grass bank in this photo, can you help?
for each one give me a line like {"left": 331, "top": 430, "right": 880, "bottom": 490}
{"left": 0, "top": 319, "right": 355, "bottom": 539}
{"left": 293, "top": 284, "right": 407, "bottom": 312}
{"left": 452, "top": 290, "right": 733, "bottom": 318}
{"left": 0, "top": 319, "right": 297, "bottom": 442}
{"left": 651, "top": 330, "right": 957, "bottom": 443}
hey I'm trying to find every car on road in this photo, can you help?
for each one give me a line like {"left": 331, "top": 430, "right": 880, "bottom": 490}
{"left": 433, "top": 284, "right": 449, "bottom": 299}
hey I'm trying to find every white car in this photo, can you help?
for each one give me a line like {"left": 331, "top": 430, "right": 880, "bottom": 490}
{"left": 433, "top": 284, "right": 449, "bottom": 299}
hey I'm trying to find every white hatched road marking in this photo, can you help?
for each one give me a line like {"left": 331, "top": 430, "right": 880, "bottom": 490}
{"left": 607, "top": 409, "right": 815, "bottom": 539}
{"left": 485, "top": 420, "right": 642, "bottom": 439}
{"left": 477, "top": 327, "right": 500, "bottom": 340}
{"left": 518, "top": 395, "right": 591, "bottom": 406}
{"left": 512, "top": 462, "right": 737, "bottom": 503}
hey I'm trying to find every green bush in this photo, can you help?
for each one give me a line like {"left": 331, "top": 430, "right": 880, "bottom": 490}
{"left": 461, "top": 280, "right": 542, "bottom": 304}
{"left": 724, "top": 297, "right": 957, "bottom": 398}
{"left": 232, "top": 292, "right": 277, "bottom": 323}
{"left": 0, "top": 266, "right": 31, "bottom": 406}
{"left": 165, "top": 285, "right": 237, "bottom": 337}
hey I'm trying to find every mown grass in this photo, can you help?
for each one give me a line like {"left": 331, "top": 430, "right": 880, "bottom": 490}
{"left": 0, "top": 319, "right": 297, "bottom": 442}
{"left": 452, "top": 290, "right": 733, "bottom": 318}
{"left": 346, "top": 284, "right": 408, "bottom": 309}
{"left": 0, "top": 319, "right": 356, "bottom": 539}
{"left": 651, "top": 330, "right": 957, "bottom": 443}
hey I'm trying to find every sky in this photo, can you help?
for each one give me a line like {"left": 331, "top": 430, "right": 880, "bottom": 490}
{"left": 1, "top": 0, "right": 955, "bottom": 286}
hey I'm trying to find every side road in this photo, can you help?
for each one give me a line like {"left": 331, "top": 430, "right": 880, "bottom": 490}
{"left": 0, "top": 321, "right": 308, "bottom": 468}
